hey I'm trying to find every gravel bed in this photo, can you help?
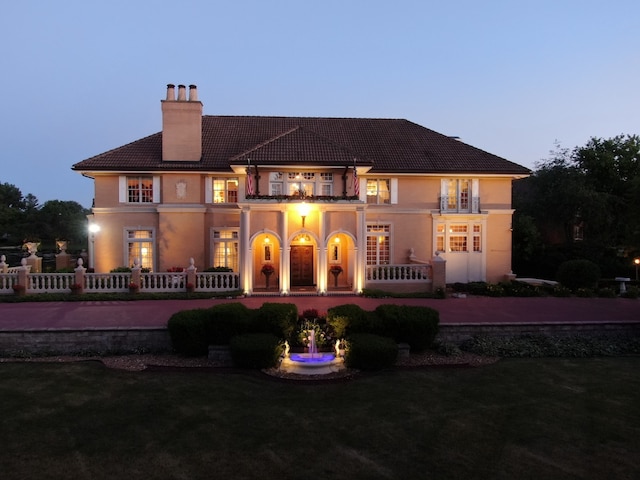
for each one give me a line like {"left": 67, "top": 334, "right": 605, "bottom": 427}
{"left": 0, "top": 351, "right": 498, "bottom": 373}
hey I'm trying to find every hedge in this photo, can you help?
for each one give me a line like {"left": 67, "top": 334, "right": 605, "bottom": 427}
{"left": 345, "top": 333, "right": 398, "bottom": 370}
{"left": 229, "top": 333, "right": 283, "bottom": 369}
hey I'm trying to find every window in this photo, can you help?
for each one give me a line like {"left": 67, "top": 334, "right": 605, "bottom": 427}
{"left": 473, "top": 225, "right": 482, "bottom": 252}
{"left": 366, "top": 224, "right": 390, "bottom": 265}
{"left": 441, "top": 179, "right": 479, "bottom": 213}
{"left": 212, "top": 229, "right": 239, "bottom": 272}
{"left": 128, "top": 176, "right": 153, "bottom": 203}
{"left": 126, "top": 229, "right": 154, "bottom": 270}
{"left": 212, "top": 178, "right": 238, "bottom": 203}
{"left": 119, "top": 176, "right": 159, "bottom": 203}
{"left": 434, "top": 222, "right": 482, "bottom": 253}
{"left": 449, "top": 225, "right": 468, "bottom": 252}
{"left": 366, "top": 179, "right": 390, "bottom": 204}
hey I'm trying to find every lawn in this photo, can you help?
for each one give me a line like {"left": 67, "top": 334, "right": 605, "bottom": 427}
{"left": 1, "top": 358, "right": 639, "bottom": 480}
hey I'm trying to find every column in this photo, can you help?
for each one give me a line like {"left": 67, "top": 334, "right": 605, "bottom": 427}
{"left": 240, "top": 207, "right": 252, "bottom": 295}
{"left": 280, "top": 209, "right": 289, "bottom": 295}
{"left": 317, "top": 208, "right": 327, "bottom": 295}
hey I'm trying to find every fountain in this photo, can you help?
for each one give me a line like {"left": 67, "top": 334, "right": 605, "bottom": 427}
{"left": 280, "top": 328, "right": 345, "bottom": 375}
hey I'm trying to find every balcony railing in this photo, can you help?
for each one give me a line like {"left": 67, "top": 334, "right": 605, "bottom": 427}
{"left": 439, "top": 195, "right": 480, "bottom": 213}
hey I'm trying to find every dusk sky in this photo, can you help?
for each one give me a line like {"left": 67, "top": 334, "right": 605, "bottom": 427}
{"left": 2, "top": 0, "right": 638, "bottom": 209}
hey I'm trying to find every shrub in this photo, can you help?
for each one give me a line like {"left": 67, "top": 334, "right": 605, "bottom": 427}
{"left": 205, "top": 302, "right": 255, "bottom": 344}
{"left": 552, "top": 285, "right": 572, "bottom": 297}
{"left": 327, "top": 315, "right": 349, "bottom": 339}
{"left": 622, "top": 286, "right": 639, "bottom": 299}
{"left": 167, "top": 309, "right": 209, "bottom": 356}
{"left": 229, "top": 333, "right": 283, "bottom": 369}
{"left": 373, "top": 304, "right": 439, "bottom": 351}
{"left": 327, "top": 303, "right": 368, "bottom": 334}
{"left": 110, "top": 266, "right": 132, "bottom": 273}
{"left": 345, "top": 333, "right": 398, "bottom": 370}
{"left": 204, "top": 266, "right": 233, "bottom": 272}
{"left": 253, "top": 303, "right": 298, "bottom": 339}
{"left": 556, "top": 259, "right": 601, "bottom": 291}
{"left": 597, "top": 287, "right": 617, "bottom": 298}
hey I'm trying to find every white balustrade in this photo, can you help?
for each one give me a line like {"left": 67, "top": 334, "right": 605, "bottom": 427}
{"left": 140, "top": 272, "right": 186, "bottom": 292}
{"left": 365, "top": 264, "right": 431, "bottom": 282}
{"left": 195, "top": 272, "right": 240, "bottom": 292}
{"left": 85, "top": 273, "right": 131, "bottom": 292}
{"left": 27, "top": 273, "right": 75, "bottom": 293}
{"left": 0, "top": 274, "right": 20, "bottom": 294}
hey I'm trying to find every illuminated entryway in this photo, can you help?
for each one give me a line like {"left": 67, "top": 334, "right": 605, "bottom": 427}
{"left": 290, "top": 233, "right": 314, "bottom": 287}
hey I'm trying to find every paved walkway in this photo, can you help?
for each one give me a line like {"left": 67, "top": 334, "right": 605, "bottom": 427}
{"left": 0, "top": 295, "right": 638, "bottom": 330}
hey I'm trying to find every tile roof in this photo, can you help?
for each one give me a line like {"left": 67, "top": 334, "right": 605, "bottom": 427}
{"left": 72, "top": 115, "right": 531, "bottom": 175}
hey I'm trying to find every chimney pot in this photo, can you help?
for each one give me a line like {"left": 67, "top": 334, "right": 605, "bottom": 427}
{"left": 188, "top": 84, "right": 198, "bottom": 102}
{"left": 177, "top": 84, "right": 187, "bottom": 101}
{"left": 166, "top": 84, "right": 176, "bottom": 101}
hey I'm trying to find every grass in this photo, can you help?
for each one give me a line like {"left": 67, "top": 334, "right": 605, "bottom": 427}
{"left": 1, "top": 358, "right": 639, "bottom": 480}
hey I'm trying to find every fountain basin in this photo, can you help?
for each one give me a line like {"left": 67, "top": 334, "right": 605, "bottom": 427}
{"left": 281, "top": 353, "right": 344, "bottom": 375}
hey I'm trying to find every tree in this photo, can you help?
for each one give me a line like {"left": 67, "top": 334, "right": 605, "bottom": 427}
{"left": 513, "top": 135, "right": 640, "bottom": 279}
{"left": 36, "top": 200, "right": 89, "bottom": 249}
{"left": 0, "top": 183, "right": 28, "bottom": 245}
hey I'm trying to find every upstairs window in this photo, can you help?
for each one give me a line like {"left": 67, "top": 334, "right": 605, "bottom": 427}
{"left": 440, "top": 179, "right": 479, "bottom": 213}
{"left": 366, "top": 179, "right": 391, "bottom": 204}
{"left": 128, "top": 176, "right": 153, "bottom": 203}
{"left": 119, "top": 176, "right": 160, "bottom": 204}
{"left": 212, "top": 178, "right": 238, "bottom": 203}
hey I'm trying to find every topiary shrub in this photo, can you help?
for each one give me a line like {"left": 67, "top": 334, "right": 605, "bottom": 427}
{"left": 205, "top": 302, "right": 255, "bottom": 344}
{"left": 229, "top": 333, "right": 283, "bottom": 369}
{"left": 253, "top": 303, "right": 298, "bottom": 339}
{"left": 373, "top": 304, "right": 439, "bottom": 351}
{"left": 345, "top": 333, "right": 398, "bottom": 370}
{"left": 556, "top": 259, "right": 601, "bottom": 291}
{"left": 167, "top": 308, "right": 209, "bottom": 356}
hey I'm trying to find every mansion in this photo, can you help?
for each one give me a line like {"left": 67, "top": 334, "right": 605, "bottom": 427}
{"left": 72, "top": 84, "right": 530, "bottom": 295}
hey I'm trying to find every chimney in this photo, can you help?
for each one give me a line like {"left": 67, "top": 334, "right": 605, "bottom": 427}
{"left": 161, "top": 83, "right": 203, "bottom": 162}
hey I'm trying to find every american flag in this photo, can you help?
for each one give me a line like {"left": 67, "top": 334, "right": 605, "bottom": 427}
{"left": 246, "top": 161, "right": 254, "bottom": 196}
{"left": 353, "top": 160, "right": 359, "bottom": 196}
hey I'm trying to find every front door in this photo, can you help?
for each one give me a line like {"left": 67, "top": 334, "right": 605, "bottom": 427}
{"left": 290, "top": 245, "right": 314, "bottom": 286}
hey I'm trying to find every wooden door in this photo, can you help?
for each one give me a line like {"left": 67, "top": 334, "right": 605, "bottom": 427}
{"left": 290, "top": 245, "right": 314, "bottom": 286}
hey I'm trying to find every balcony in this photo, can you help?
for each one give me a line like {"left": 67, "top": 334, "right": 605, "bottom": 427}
{"left": 439, "top": 195, "right": 480, "bottom": 214}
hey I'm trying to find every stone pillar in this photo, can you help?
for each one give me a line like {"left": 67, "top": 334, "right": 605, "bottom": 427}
{"left": 131, "top": 259, "right": 142, "bottom": 291}
{"left": 74, "top": 258, "right": 86, "bottom": 293}
{"left": 18, "top": 258, "right": 29, "bottom": 288}
{"left": 25, "top": 242, "right": 42, "bottom": 273}
{"left": 56, "top": 241, "right": 71, "bottom": 271}
{"left": 431, "top": 254, "right": 446, "bottom": 292}
{"left": 186, "top": 257, "right": 197, "bottom": 290}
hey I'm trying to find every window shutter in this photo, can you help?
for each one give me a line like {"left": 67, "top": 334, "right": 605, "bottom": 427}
{"left": 390, "top": 178, "right": 398, "bottom": 204}
{"left": 205, "top": 177, "right": 212, "bottom": 203}
{"left": 152, "top": 176, "right": 161, "bottom": 203}
{"left": 119, "top": 176, "right": 127, "bottom": 203}
{"left": 359, "top": 178, "right": 366, "bottom": 202}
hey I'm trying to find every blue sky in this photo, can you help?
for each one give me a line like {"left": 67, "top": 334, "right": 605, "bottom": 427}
{"left": 2, "top": 0, "right": 638, "bottom": 208}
